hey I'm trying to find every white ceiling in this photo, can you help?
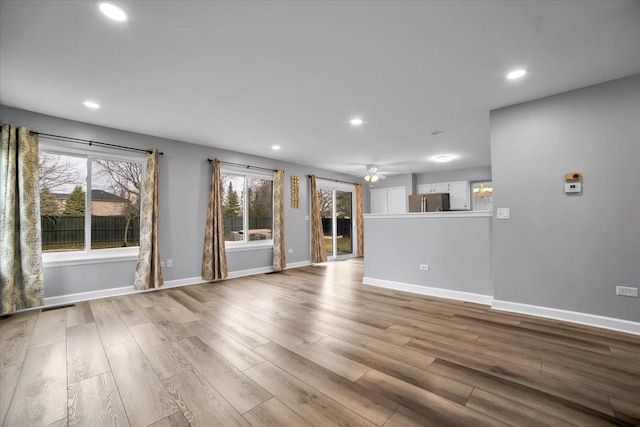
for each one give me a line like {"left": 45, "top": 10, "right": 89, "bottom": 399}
{"left": 1, "top": 1, "right": 639, "bottom": 177}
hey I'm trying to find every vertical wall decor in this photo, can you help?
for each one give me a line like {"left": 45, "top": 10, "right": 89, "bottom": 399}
{"left": 290, "top": 175, "right": 299, "bottom": 208}
{"left": 273, "top": 170, "right": 286, "bottom": 271}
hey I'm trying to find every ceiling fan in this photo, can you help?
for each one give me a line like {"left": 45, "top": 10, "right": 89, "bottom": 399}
{"left": 363, "top": 164, "right": 386, "bottom": 182}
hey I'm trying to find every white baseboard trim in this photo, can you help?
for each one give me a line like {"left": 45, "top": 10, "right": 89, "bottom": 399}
{"left": 44, "top": 285, "right": 134, "bottom": 307}
{"left": 227, "top": 266, "right": 274, "bottom": 279}
{"left": 225, "top": 260, "right": 312, "bottom": 279}
{"left": 363, "top": 277, "right": 494, "bottom": 305}
{"left": 42, "top": 262, "right": 313, "bottom": 309}
{"left": 492, "top": 300, "right": 640, "bottom": 336}
{"left": 163, "top": 276, "right": 207, "bottom": 288}
{"left": 285, "top": 260, "right": 312, "bottom": 269}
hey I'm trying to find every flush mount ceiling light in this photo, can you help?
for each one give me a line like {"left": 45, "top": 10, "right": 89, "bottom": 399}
{"left": 433, "top": 155, "right": 453, "bottom": 163}
{"left": 271, "top": 145, "right": 281, "bottom": 150}
{"left": 431, "top": 130, "right": 444, "bottom": 136}
{"left": 99, "top": 2, "right": 128, "bottom": 22}
{"left": 83, "top": 100, "right": 101, "bottom": 109}
{"left": 506, "top": 68, "right": 527, "bottom": 80}
{"left": 350, "top": 117, "right": 364, "bottom": 126}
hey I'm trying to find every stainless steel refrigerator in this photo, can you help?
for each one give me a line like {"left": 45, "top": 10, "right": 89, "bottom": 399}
{"left": 408, "top": 193, "right": 450, "bottom": 212}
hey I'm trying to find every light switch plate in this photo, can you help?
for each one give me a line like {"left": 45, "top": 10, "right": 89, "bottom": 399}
{"left": 497, "top": 208, "right": 510, "bottom": 219}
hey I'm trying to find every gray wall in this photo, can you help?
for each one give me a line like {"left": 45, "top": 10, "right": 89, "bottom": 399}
{"left": 490, "top": 74, "right": 640, "bottom": 322}
{"left": 416, "top": 166, "right": 492, "bottom": 186}
{"left": 0, "top": 106, "right": 355, "bottom": 298}
{"left": 364, "top": 215, "right": 492, "bottom": 296}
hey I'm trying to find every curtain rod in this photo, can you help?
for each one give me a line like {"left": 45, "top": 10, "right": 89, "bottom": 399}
{"left": 308, "top": 175, "right": 358, "bottom": 186}
{"left": 207, "top": 159, "right": 276, "bottom": 173}
{"left": 32, "top": 132, "right": 163, "bottom": 156}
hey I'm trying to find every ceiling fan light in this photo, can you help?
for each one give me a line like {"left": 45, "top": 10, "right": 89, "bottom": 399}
{"left": 364, "top": 175, "right": 371, "bottom": 182}
{"left": 370, "top": 175, "right": 379, "bottom": 183}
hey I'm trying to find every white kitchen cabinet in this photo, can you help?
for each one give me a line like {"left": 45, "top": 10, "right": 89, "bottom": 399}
{"left": 416, "top": 180, "right": 471, "bottom": 210}
{"left": 448, "top": 180, "right": 471, "bottom": 210}
{"left": 417, "top": 183, "right": 449, "bottom": 194}
{"left": 434, "top": 182, "right": 450, "bottom": 193}
{"left": 369, "top": 187, "right": 407, "bottom": 214}
{"left": 416, "top": 183, "right": 430, "bottom": 194}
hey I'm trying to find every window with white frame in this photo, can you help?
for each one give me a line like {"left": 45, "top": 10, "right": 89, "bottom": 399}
{"left": 38, "top": 144, "right": 145, "bottom": 259}
{"left": 221, "top": 168, "right": 273, "bottom": 245}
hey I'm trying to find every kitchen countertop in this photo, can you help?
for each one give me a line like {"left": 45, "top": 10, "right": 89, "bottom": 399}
{"left": 364, "top": 211, "right": 492, "bottom": 219}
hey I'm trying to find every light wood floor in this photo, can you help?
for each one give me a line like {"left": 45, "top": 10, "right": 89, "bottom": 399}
{"left": 1, "top": 258, "right": 639, "bottom": 426}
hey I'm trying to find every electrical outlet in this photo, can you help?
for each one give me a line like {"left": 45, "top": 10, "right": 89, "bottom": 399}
{"left": 616, "top": 286, "right": 638, "bottom": 297}
{"left": 305, "top": 215, "right": 310, "bottom": 221}
{"left": 287, "top": 249, "right": 294, "bottom": 254}
{"left": 167, "top": 259, "right": 173, "bottom": 268}
{"left": 496, "top": 208, "right": 510, "bottom": 219}
{"left": 160, "top": 261, "right": 165, "bottom": 268}
{"left": 419, "top": 264, "right": 429, "bottom": 271}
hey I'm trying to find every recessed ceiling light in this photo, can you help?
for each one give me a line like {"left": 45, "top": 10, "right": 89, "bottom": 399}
{"left": 350, "top": 117, "right": 364, "bottom": 126}
{"left": 431, "top": 130, "right": 444, "bottom": 136}
{"left": 99, "top": 2, "right": 128, "bottom": 22}
{"left": 433, "top": 155, "right": 453, "bottom": 163}
{"left": 83, "top": 100, "right": 101, "bottom": 109}
{"left": 506, "top": 69, "right": 527, "bottom": 80}
{"left": 271, "top": 145, "right": 281, "bottom": 150}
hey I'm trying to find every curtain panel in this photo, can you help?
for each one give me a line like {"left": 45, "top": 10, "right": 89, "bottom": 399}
{"left": 202, "top": 158, "right": 228, "bottom": 280}
{"left": 355, "top": 183, "right": 364, "bottom": 257}
{"left": 134, "top": 149, "right": 163, "bottom": 290}
{"left": 0, "top": 125, "right": 44, "bottom": 314}
{"left": 272, "top": 169, "right": 286, "bottom": 271}
{"left": 309, "top": 175, "right": 327, "bottom": 264}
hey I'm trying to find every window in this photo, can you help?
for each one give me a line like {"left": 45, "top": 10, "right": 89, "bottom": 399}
{"left": 38, "top": 145, "right": 144, "bottom": 262}
{"left": 221, "top": 170, "right": 273, "bottom": 245}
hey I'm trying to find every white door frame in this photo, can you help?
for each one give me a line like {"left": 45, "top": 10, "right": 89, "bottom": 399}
{"left": 317, "top": 180, "right": 357, "bottom": 261}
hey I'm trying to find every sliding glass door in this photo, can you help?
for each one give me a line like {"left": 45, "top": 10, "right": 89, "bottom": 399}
{"left": 318, "top": 182, "right": 355, "bottom": 260}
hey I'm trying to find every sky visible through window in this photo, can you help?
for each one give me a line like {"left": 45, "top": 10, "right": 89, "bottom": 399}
{"left": 40, "top": 154, "right": 117, "bottom": 193}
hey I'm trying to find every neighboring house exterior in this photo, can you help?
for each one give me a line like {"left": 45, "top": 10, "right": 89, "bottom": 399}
{"left": 52, "top": 190, "right": 132, "bottom": 215}
{"left": 52, "top": 192, "right": 68, "bottom": 212}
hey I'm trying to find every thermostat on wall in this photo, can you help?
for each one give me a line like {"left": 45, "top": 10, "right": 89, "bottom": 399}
{"left": 565, "top": 183, "right": 582, "bottom": 193}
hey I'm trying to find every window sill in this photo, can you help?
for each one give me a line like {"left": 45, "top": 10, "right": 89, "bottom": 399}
{"left": 225, "top": 241, "right": 274, "bottom": 253}
{"left": 43, "top": 247, "right": 139, "bottom": 267}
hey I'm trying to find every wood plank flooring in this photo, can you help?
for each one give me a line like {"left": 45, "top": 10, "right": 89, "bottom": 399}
{"left": 1, "top": 258, "right": 639, "bottom": 426}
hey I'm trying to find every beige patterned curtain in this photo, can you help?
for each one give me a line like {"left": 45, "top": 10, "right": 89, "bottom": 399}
{"left": 134, "top": 149, "right": 163, "bottom": 290}
{"left": 309, "top": 175, "right": 327, "bottom": 264}
{"left": 202, "top": 159, "right": 227, "bottom": 280}
{"left": 355, "top": 183, "right": 364, "bottom": 257}
{"left": 272, "top": 169, "right": 286, "bottom": 271}
{"left": 0, "top": 125, "right": 44, "bottom": 314}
